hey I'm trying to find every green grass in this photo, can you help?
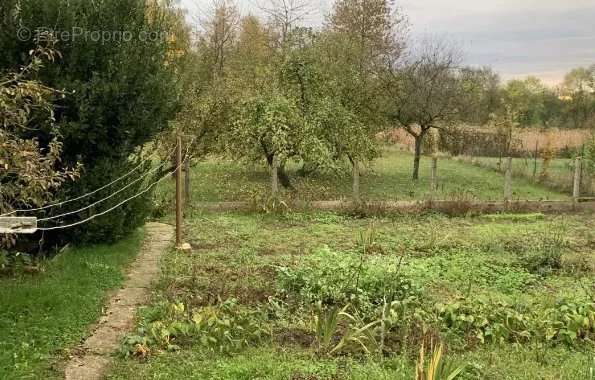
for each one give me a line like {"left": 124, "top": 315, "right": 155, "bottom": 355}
{"left": 0, "top": 229, "right": 144, "bottom": 379}
{"left": 457, "top": 155, "right": 594, "bottom": 196}
{"left": 108, "top": 211, "right": 595, "bottom": 379}
{"left": 109, "top": 345, "right": 594, "bottom": 380}
{"left": 178, "top": 147, "right": 568, "bottom": 203}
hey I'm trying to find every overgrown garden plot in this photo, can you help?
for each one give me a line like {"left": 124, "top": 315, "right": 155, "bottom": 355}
{"left": 110, "top": 211, "right": 594, "bottom": 379}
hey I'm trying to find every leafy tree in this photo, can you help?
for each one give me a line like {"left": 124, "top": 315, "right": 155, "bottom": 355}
{"left": 561, "top": 66, "right": 595, "bottom": 129}
{"left": 224, "top": 22, "right": 330, "bottom": 187}
{"left": 227, "top": 90, "right": 317, "bottom": 170}
{"left": 387, "top": 39, "right": 465, "bottom": 180}
{"left": 459, "top": 66, "right": 501, "bottom": 125}
{"left": 0, "top": 42, "right": 80, "bottom": 249}
{"left": 502, "top": 77, "right": 549, "bottom": 127}
{"left": 316, "top": 0, "right": 405, "bottom": 176}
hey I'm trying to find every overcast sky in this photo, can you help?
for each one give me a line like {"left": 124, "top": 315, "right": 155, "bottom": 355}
{"left": 182, "top": 0, "right": 595, "bottom": 85}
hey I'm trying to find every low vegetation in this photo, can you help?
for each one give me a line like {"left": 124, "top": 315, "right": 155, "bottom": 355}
{"left": 109, "top": 212, "right": 595, "bottom": 379}
{"left": 0, "top": 230, "right": 144, "bottom": 379}
{"left": 159, "top": 148, "right": 568, "bottom": 204}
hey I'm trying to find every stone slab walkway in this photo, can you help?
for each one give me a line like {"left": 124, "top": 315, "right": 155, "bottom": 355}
{"left": 64, "top": 222, "right": 173, "bottom": 380}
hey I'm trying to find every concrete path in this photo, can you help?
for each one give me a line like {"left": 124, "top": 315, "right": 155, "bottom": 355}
{"left": 64, "top": 222, "right": 173, "bottom": 380}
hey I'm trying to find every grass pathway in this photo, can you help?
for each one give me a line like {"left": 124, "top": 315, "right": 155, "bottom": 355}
{"left": 64, "top": 223, "right": 173, "bottom": 380}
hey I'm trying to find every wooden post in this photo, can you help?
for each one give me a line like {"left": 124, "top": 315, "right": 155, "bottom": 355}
{"left": 271, "top": 155, "right": 279, "bottom": 197}
{"left": 504, "top": 156, "right": 513, "bottom": 202}
{"left": 175, "top": 134, "right": 183, "bottom": 248}
{"left": 352, "top": 160, "right": 360, "bottom": 203}
{"left": 573, "top": 157, "right": 582, "bottom": 202}
{"left": 430, "top": 156, "right": 438, "bottom": 195}
{"left": 184, "top": 157, "right": 191, "bottom": 205}
{"left": 532, "top": 141, "right": 538, "bottom": 181}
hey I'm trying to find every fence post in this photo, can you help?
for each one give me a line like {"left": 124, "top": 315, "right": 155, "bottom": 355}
{"left": 532, "top": 141, "right": 539, "bottom": 181}
{"left": 504, "top": 156, "right": 513, "bottom": 202}
{"left": 352, "top": 160, "right": 360, "bottom": 203}
{"left": 573, "top": 157, "right": 582, "bottom": 202}
{"left": 271, "top": 155, "right": 279, "bottom": 197}
{"left": 430, "top": 156, "right": 438, "bottom": 196}
{"left": 175, "top": 134, "right": 183, "bottom": 249}
{"left": 184, "top": 157, "right": 191, "bottom": 206}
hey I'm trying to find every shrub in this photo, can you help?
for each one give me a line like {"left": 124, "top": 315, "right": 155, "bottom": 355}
{"left": 2, "top": 0, "right": 182, "bottom": 243}
{"left": 518, "top": 231, "right": 566, "bottom": 275}
{"left": 277, "top": 246, "right": 420, "bottom": 318}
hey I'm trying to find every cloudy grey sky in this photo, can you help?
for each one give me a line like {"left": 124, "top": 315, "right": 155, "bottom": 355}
{"left": 182, "top": 0, "right": 595, "bottom": 85}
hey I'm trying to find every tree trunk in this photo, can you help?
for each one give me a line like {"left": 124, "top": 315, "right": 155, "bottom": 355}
{"left": 413, "top": 136, "right": 423, "bottom": 180}
{"left": 266, "top": 154, "right": 293, "bottom": 189}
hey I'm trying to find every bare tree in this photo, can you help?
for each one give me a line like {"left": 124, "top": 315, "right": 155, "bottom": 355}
{"left": 199, "top": 0, "right": 240, "bottom": 77}
{"left": 387, "top": 38, "right": 464, "bottom": 180}
{"left": 257, "top": 0, "right": 312, "bottom": 44}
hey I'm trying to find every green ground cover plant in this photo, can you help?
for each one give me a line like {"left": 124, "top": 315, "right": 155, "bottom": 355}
{"left": 110, "top": 211, "right": 595, "bottom": 379}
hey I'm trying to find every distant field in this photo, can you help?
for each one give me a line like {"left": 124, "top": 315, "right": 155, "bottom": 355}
{"left": 385, "top": 127, "right": 592, "bottom": 154}
{"left": 171, "top": 147, "right": 568, "bottom": 203}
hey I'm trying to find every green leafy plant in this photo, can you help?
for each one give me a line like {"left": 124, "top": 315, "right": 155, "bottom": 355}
{"left": 121, "top": 299, "right": 269, "bottom": 358}
{"left": 0, "top": 251, "right": 37, "bottom": 275}
{"left": 277, "top": 246, "right": 419, "bottom": 318}
{"left": 311, "top": 302, "right": 380, "bottom": 355}
{"left": 540, "top": 300, "right": 595, "bottom": 345}
{"left": 415, "top": 342, "right": 466, "bottom": 380}
{"left": 519, "top": 229, "right": 566, "bottom": 275}
{"left": 437, "top": 297, "right": 533, "bottom": 344}
{"left": 437, "top": 296, "right": 595, "bottom": 347}
{"left": 248, "top": 191, "right": 291, "bottom": 214}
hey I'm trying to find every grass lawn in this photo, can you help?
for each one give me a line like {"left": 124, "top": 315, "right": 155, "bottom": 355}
{"left": 109, "top": 211, "right": 595, "bottom": 379}
{"left": 0, "top": 229, "right": 144, "bottom": 379}
{"left": 456, "top": 155, "right": 594, "bottom": 197}
{"left": 175, "top": 147, "right": 568, "bottom": 203}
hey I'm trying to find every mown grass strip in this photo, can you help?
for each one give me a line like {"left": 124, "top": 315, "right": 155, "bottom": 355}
{"left": 0, "top": 229, "right": 144, "bottom": 379}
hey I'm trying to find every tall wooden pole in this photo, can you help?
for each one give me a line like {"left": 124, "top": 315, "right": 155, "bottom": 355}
{"left": 271, "top": 155, "right": 279, "bottom": 197}
{"left": 352, "top": 160, "right": 360, "bottom": 203}
{"left": 573, "top": 157, "right": 582, "bottom": 202}
{"left": 504, "top": 156, "right": 513, "bottom": 202}
{"left": 175, "top": 134, "right": 183, "bottom": 248}
{"left": 430, "top": 156, "right": 438, "bottom": 195}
